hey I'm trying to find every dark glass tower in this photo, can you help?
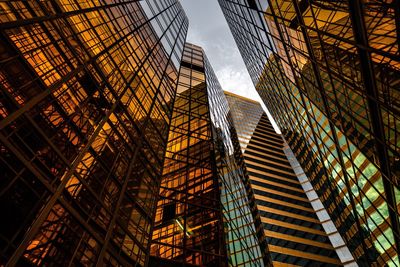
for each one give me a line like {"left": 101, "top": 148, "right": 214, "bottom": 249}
{"left": 150, "top": 43, "right": 267, "bottom": 267}
{"left": 219, "top": 0, "right": 400, "bottom": 266}
{"left": 0, "top": 1, "right": 187, "bottom": 265}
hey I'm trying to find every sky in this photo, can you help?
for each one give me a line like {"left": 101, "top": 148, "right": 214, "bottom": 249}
{"left": 179, "top": 0, "right": 281, "bottom": 133}
{"left": 179, "top": 0, "right": 258, "bottom": 100}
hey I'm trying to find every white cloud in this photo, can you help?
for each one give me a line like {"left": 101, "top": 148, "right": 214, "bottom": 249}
{"left": 180, "top": 0, "right": 281, "bottom": 133}
{"left": 216, "top": 67, "right": 256, "bottom": 99}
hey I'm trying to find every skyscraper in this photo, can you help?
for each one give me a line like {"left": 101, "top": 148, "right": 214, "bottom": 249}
{"left": 225, "top": 92, "right": 354, "bottom": 266}
{"left": 0, "top": 1, "right": 187, "bottom": 265}
{"left": 4, "top": 0, "right": 399, "bottom": 266}
{"left": 219, "top": 0, "right": 400, "bottom": 266}
{"left": 150, "top": 43, "right": 267, "bottom": 267}
{"left": 1, "top": 1, "right": 270, "bottom": 266}
{"left": 224, "top": 91, "right": 264, "bottom": 152}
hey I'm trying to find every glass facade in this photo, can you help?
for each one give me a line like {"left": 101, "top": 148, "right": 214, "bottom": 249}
{"left": 150, "top": 43, "right": 267, "bottom": 266}
{"left": 0, "top": 0, "right": 187, "bottom": 265}
{"left": 283, "top": 142, "right": 356, "bottom": 266}
{"left": 226, "top": 93, "right": 344, "bottom": 266}
{"left": 218, "top": 0, "right": 400, "bottom": 266}
{"left": 224, "top": 91, "right": 264, "bottom": 153}
{"left": 246, "top": 114, "right": 341, "bottom": 266}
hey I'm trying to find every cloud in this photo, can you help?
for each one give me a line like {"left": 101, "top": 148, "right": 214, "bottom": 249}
{"left": 179, "top": 0, "right": 281, "bottom": 133}
{"left": 186, "top": 25, "right": 204, "bottom": 45}
{"left": 216, "top": 67, "right": 256, "bottom": 97}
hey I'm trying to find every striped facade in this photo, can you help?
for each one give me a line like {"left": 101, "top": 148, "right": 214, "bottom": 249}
{"left": 225, "top": 93, "right": 344, "bottom": 266}
{"left": 245, "top": 114, "right": 341, "bottom": 266}
{"left": 224, "top": 91, "right": 263, "bottom": 152}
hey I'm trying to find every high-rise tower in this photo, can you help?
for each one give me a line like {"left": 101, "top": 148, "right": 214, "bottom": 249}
{"left": 0, "top": 1, "right": 187, "bottom": 265}
{"left": 150, "top": 43, "right": 267, "bottom": 267}
{"left": 225, "top": 92, "right": 353, "bottom": 266}
{"left": 219, "top": 0, "right": 400, "bottom": 266}
{"left": 0, "top": 2, "right": 269, "bottom": 266}
{"left": 224, "top": 91, "right": 264, "bottom": 152}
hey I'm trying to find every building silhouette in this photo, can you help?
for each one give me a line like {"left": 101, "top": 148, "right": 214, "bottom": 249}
{"left": 219, "top": 0, "right": 400, "bottom": 266}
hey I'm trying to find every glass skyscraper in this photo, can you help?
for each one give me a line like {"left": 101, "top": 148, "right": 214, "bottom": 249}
{"left": 224, "top": 91, "right": 264, "bottom": 153}
{"left": 219, "top": 0, "right": 400, "bottom": 266}
{"left": 150, "top": 43, "right": 266, "bottom": 267}
{"left": 225, "top": 92, "right": 354, "bottom": 266}
{"left": 3, "top": 0, "right": 399, "bottom": 266}
{"left": 0, "top": 2, "right": 267, "bottom": 264}
{"left": 0, "top": 0, "right": 187, "bottom": 265}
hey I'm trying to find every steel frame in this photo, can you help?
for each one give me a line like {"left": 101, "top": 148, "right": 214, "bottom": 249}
{"left": 218, "top": 0, "right": 400, "bottom": 265}
{"left": 0, "top": 0, "right": 188, "bottom": 266}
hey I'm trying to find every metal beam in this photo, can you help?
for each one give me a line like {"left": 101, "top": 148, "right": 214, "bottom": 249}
{"left": 348, "top": 0, "right": 400, "bottom": 257}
